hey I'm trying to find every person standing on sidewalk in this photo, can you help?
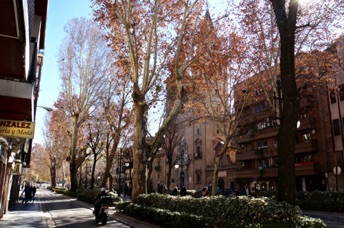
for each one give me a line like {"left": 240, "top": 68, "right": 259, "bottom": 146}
{"left": 31, "top": 186, "right": 37, "bottom": 201}
{"left": 21, "top": 183, "right": 31, "bottom": 205}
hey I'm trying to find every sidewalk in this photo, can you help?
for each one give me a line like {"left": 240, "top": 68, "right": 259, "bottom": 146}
{"left": 0, "top": 199, "right": 47, "bottom": 228}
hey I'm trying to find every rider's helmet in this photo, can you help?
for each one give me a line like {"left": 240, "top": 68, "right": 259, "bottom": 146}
{"left": 101, "top": 187, "right": 106, "bottom": 192}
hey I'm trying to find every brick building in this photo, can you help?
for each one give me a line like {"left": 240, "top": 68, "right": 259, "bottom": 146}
{"left": 148, "top": 32, "right": 344, "bottom": 194}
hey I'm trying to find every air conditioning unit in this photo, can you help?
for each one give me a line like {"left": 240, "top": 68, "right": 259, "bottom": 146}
{"left": 239, "top": 162, "right": 245, "bottom": 167}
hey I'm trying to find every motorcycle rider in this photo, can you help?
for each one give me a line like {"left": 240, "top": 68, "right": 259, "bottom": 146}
{"left": 94, "top": 187, "right": 108, "bottom": 215}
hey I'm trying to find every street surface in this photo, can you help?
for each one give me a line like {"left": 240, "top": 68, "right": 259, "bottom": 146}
{"left": 40, "top": 189, "right": 129, "bottom": 227}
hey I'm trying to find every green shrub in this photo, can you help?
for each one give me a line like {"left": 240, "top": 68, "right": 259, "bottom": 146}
{"left": 55, "top": 188, "right": 67, "bottom": 194}
{"left": 63, "top": 190, "right": 78, "bottom": 198}
{"left": 76, "top": 188, "right": 122, "bottom": 204}
{"left": 119, "top": 203, "right": 215, "bottom": 228}
{"left": 119, "top": 194, "right": 325, "bottom": 227}
{"left": 296, "top": 191, "right": 344, "bottom": 212}
{"left": 77, "top": 188, "right": 101, "bottom": 204}
{"left": 116, "top": 201, "right": 131, "bottom": 211}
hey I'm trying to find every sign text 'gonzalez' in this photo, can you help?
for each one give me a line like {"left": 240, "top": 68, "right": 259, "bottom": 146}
{"left": 0, "top": 119, "right": 35, "bottom": 139}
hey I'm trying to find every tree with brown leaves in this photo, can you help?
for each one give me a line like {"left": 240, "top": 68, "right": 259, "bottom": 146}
{"left": 27, "top": 144, "right": 50, "bottom": 182}
{"left": 57, "top": 18, "right": 113, "bottom": 192}
{"left": 42, "top": 98, "right": 71, "bottom": 188}
{"left": 99, "top": 66, "right": 133, "bottom": 190}
{"left": 184, "top": 10, "right": 250, "bottom": 196}
{"left": 93, "top": 0, "right": 213, "bottom": 201}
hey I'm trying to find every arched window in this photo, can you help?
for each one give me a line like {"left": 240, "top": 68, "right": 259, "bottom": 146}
{"left": 194, "top": 139, "right": 202, "bottom": 159}
{"left": 218, "top": 178, "right": 225, "bottom": 190}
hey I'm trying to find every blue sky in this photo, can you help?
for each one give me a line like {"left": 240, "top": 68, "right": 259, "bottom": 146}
{"left": 34, "top": 0, "right": 93, "bottom": 144}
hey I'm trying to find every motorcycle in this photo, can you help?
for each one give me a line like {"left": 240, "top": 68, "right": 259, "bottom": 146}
{"left": 94, "top": 196, "right": 113, "bottom": 225}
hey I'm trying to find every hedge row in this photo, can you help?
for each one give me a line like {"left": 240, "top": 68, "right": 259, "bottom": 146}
{"left": 296, "top": 191, "right": 344, "bottom": 212}
{"left": 116, "top": 194, "right": 325, "bottom": 228}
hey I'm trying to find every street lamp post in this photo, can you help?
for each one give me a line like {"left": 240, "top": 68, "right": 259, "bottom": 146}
{"left": 175, "top": 137, "right": 190, "bottom": 190}
{"left": 174, "top": 164, "right": 179, "bottom": 188}
{"left": 53, "top": 156, "right": 57, "bottom": 188}
{"left": 124, "top": 161, "right": 131, "bottom": 195}
{"left": 118, "top": 149, "right": 123, "bottom": 196}
{"left": 333, "top": 165, "right": 342, "bottom": 192}
{"left": 37, "top": 105, "right": 53, "bottom": 112}
{"left": 84, "top": 152, "right": 91, "bottom": 189}
{"left": 97, "top": 176, "right": 101, "bottom": 187}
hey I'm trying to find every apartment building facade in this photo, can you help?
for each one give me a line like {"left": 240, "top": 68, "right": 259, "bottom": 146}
{"left": 233, "top": 74, "right": 332, "bottom": 195}
{"left": 0, "top": 0, "right": 48, "bottom": 218}
{"left": 233, "top": 40, "right": 344, "bottom": 194}
{"left": 149, "top": 40, "right": 344, "bottom": 194}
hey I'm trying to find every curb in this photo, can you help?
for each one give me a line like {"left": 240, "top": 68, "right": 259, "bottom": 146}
{"left": 38, "top": 193, "right": 56, "bottom": 228}
{"left": 111, "top": 211, "right": 160, "bottom": 228}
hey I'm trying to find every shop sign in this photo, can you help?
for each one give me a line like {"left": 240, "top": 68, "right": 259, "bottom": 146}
{"left": 0, "top": 119, "right": 35, "bottom": 139}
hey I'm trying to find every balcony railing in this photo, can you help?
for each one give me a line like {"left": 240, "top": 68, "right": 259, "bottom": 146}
{"left": 295, "top": 140, "right": 318, "bottom": 153}
{"left": 236, "top": 126, "right": 279, "bottom": 144}
{"left": 236, "top": 162, "right": 320, "bottom": 179}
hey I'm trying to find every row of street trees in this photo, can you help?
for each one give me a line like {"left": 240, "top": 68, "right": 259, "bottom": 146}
{"left": 31, "top": 0, "right": 343, "bottom": 206}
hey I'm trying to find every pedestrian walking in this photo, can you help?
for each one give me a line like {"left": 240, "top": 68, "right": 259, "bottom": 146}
{"left": 21, "top": 183, "right": 31, "bottom": 205}
{"left": 240, "top": 184, "right": 251, "bottom": 196}
{"left": 31, "top": 185, "right": 37, "bottom": 201}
